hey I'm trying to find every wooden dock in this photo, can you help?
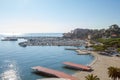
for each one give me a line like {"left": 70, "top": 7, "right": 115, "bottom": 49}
{"left": 37, "top": 78, "right": 70, "bottom": 80}
{"left": 65, "top": 48, "right": 78, "bottom": 50}
{"left": 32, "top": 66, "right": 78, "bottom": 80}
{"left": 75, "top": 50, "right": 90, "bottom": 55}
{"left": 63, "top": 62, "right": 92, "bottom": 71}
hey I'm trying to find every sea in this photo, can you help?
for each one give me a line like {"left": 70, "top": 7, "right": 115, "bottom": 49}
{"left": 0, "top": 33, "right": 94, "bottom": 80}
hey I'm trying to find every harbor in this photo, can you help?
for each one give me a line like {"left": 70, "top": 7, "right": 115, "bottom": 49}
{"left": 1, "top": 0, "right": 120, "bottom": 79}
{"left": 0, "top": 39, "right": 94, "bottom": 80}
{"left": 17, "top": 37, "right": 84, "bottom": 47}
{"left": 1, "top": 37, "right": 85, "bottom": 47}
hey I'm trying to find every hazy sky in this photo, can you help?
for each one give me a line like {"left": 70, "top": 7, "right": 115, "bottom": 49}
{"left": 0, "top": 0, "right": 120, "bottom": 33}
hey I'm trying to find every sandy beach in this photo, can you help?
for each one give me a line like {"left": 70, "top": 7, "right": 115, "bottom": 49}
{"left": 74, "top": 50, "right": 120, "bottom": 80}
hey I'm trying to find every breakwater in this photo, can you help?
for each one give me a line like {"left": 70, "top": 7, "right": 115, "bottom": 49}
{"left": 18, "top": 37, "right": 84, "bottom": 47}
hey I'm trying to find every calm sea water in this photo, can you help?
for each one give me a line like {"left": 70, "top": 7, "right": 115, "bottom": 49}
{"left": 0, "top": 33, "right": 94, "bottom": 80}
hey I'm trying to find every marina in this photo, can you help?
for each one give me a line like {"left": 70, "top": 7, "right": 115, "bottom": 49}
{"left": 0, "top": 36, "right": 85, "bottom": 47}
{"left": 1, "top": 0, "right": 120, "bottom": 79}
{"left": 0, "top": 37, "right": 94, "bottom": 80}
{"left": 18, "top": 37, "right": 84, "bottom": 46}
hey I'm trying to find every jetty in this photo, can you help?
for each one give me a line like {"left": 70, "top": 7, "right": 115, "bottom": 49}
{"left": 1, "top": 37, "right": 18, "bottom": 41}
{"left": 18, "top": 37, "right": 82, "bottom": 46}
{"left": 65, "top": 48, "right": 79, "bottom": 50}
{"left": 63, "top": 62, "right": 92, "bottom": 71}
{"left": 32, "top": 66, "right": 78, "bottom": 80}
{"left": 75, "top": 50, "right": 90, "bottom": 55}
{"left": 37, "top": 78, "right": 70, "bottom": 80}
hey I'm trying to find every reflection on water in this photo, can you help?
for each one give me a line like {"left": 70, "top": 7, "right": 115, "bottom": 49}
{"left": 0, "top": 60, "right": 21, "bottom": 80}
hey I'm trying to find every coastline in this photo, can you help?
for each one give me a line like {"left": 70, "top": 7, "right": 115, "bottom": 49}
{"left": 73, "top": 50, "right": 120, "bottom": 80}
{"left": 75, "top": 50, "right": 98, "bottom": 66}
{"left": 87, "top": 51, "right": 98, "bottom": 66}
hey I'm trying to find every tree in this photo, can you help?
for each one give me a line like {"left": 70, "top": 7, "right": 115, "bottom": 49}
{"left": 63, "top": 24, "right": 120, "bottom": 39}
{"left": 117, "top": 48, "right": 120, "bottom": 53}
{"left": 108, "top": 66, "right": 120, "bottom": 80}
{"left": 93, "top": 45, "right": 106, "bottom": 51}
{"left": 118, "top": 68, "right": 120, "bottom": 79}
{"left": 85, "top": 74, "right": 100, "bottom": 80}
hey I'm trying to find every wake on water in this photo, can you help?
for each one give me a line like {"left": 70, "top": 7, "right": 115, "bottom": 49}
{"left": 0, "top": 60, "right": 21, "bottom": 80}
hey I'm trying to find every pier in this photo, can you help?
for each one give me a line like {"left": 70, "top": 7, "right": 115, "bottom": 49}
{"left": 63, "top": 62, "right": 92, "bottom": 71}
{"left": 75, "top": 50, "right": 90, "bottom": 55}
{"left": 32, "top": 66, "right": 78, "bottom": 80}
{"left": 65, "top": 48, "right": 79, "bottom": 50}
{"left": 37, "top": 78, "right": 70, "bottom": 80}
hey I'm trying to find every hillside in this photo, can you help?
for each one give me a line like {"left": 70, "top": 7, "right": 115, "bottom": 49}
{"left": 63, "top": 24, "right": 120, "bottom": 39}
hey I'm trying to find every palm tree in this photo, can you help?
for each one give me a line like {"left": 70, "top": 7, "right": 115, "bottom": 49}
{"left": 108, "top": 66, "right": 119, "bottom": 80}
{"left": 117, "top": 68, "right": 120, "bottom": 80}
{"left": 85, "top": 74, "right": 100, "bottom": 80}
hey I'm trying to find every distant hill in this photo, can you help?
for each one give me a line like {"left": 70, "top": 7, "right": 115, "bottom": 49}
{"left": 63, "top": 24, "right": 120, "bottom": 39}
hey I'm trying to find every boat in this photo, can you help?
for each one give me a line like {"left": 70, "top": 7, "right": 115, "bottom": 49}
{"left": 1, "top": 37, "right": 18, "bottom": 41}
{"left": 18, "top": 42, "right": 27, "bottom": 47}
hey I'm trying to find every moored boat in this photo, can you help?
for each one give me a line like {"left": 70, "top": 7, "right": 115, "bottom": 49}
{"left": 1, "top": 37, "right": 18, "bottom": 41}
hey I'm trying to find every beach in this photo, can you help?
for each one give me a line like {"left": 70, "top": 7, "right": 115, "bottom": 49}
{"left": 74, "top": 50, "right": 120, "bottom": 80}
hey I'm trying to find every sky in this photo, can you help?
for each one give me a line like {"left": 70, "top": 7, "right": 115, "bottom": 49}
{"left": 0, "top": 0, "right": 120, "bottom": 33}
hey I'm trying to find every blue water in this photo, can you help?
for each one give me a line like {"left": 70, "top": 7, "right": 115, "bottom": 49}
{"left": 0, "top": 33, "right": 94, "bottom": 80}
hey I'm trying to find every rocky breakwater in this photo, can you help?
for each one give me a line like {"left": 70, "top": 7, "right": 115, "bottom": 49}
{"left": 18, "top": 37, "right": 83, "bottom": 47}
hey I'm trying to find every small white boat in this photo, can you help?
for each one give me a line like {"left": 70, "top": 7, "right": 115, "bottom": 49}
{"left": 1, "top": 37, "right": 18, "bottom": 41}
